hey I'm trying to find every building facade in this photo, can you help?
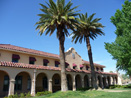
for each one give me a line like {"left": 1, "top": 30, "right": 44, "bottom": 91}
{"left": 0, "top": 44, "right": 118, "bottom": 97}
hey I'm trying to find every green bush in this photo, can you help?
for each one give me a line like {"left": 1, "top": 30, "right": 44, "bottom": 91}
{"left": 4, "top": 96, "right": 8, "bottom": 98}
{"left": 20, "top": 93, "right": 25, "bottom": 98}
{"left": 36, "top": 91, "right": 52, "bottom": 96}
{"left": 25, "top": 92, "right": 31, "bottom": 97}
{"left": 77, "top": 87, "right": 93, "bottom": 91}
{"left": 109, "top": 84, "right": 131, "bottom": 89}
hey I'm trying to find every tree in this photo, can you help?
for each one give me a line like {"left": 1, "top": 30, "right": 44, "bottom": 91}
{"left": 35, "top": 0, "right": 78, "bottom": 91}
{"left": 105, "top": 0, "right": 131, "bottom": 80}
{"left": 109, "top": 71, "right": 113, "bottom": 73}
{"left": 72, "top": 13, "right": 104, "bottom": 89}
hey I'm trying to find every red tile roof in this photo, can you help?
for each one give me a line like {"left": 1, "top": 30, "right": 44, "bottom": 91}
{"left": 83, "top": 60, "right": 105, "bottom": 68}
{"left": 0, "top": 44, "right": 59, "bottom": 59}
{"left": 0, "top": 61, "right": 117, "bottom": 75}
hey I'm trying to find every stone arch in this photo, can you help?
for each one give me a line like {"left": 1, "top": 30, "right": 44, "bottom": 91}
{"left": 0, "top": 70, "right": 10, "bottom": 97}
{"left": 36, "top": 73, "right": 48, "bottom": 92}
{"left": 52, "top": 74, "right": 61, "bottom": 92}
{"left": 102, "top": 77, "right": 106, "bottom": 88}
{"left": 84, "top": 75, "right": 89, "bottom": 88}
{"left": 97, "top": 75, "right": 102, "bottom": 88}
{"left": 107, "top": 76, "right": 111, "bottom": 86}
{"left": 75, "top": 74, "right": 82, "bottom": 89}
{"left": 14, "top": 71, "right": 31, "bottom": 94}
{"left": 67, "top": 74, "right": 73, "bottom": 90}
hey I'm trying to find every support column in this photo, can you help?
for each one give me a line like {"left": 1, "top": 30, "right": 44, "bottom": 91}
{"left": 89, "top": 76, "right": 92, "bottom": 87}
{"left": 82, "top": 78, "right": 84, "bottom": 88}
{"left": 48, "top": 79, "right": 52, "bottom": 92}
{"left": 73, "top": 75, "right": 76, "bottom": 91}
{"left": 105, "top": 77, "right": 108, "bottom": 87}
{"left": 100, "top": 77, "right": 104, "bottom": 89}
{"left": 31, "top": 69, "right": 37, "bottom": 96}
{"left": 8, "top": 79, "right": 15, "bottom": 96}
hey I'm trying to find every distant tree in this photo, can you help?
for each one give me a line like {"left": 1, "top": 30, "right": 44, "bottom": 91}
{"left": 122, "top": 74, "right": 129, "bottom": 80}
{"left": 109, "top": 71, "right": 113, "bottom": 73}
{"left": 105, "top": 0, "right": 131, "bottom": 80}
{"left": 72, "top": 13, "right": 104, "bottom": 89}
{"left": 35, "top": 0, "right": 78, "bottom": 91}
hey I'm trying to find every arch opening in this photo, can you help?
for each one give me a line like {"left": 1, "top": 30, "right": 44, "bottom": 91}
{"left": 14, "top": 72, "right": 31, "bottom": 94}
{"left": 84, "top": 75, "right": 89, "bottom": 88}
{"left": 0, "top": 70, "right": 10, "bottom": 97}
{"left": 67, "top": 74, "right": 73, "bottom": 90}
{"left": 52, "top": 74, "right": 61, "bottom": 92}
{"left": 36, "top": 73, "right": 48, "bottom": 92}
{"left": 75, "top": 75, "right": 82, "bottom": 89}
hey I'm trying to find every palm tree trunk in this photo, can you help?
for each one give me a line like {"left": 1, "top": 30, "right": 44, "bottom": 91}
{"left": 86, "top": 37, "right": 98, "bottom": 89}
{"left": 58, "top": 28, "right": 68, "bottom": 91}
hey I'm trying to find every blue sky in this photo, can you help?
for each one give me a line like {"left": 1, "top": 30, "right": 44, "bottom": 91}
{"left": 0, "top": 0, "right": 125, "bottom": 73}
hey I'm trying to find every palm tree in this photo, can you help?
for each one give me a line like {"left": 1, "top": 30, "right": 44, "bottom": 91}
{"left": 35, "top": 0, "right": 78, "bottom": 91}
{"left": 72, "top": 13, "right": 104, "bottom": 89}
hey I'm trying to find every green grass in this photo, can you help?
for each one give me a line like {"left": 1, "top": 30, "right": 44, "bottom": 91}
{"left": 33, "top": 89, "right": 131, "bottom": 98}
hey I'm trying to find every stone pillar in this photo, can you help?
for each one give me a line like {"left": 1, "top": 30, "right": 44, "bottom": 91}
{"left": 48, "top": 79, "right": 52, "bottom": 92}
{"left": 31, "top": 69, "right": 37, "bottom": 96}
{"left": 73, "top": 75, "right": 76, "bottom": 91}
{"left": 82, "top": 78, "right": 84, "bottom": 88}
{"left": 100, "top": 76, "right": 104, "bottom": 89}
{"left": 8, "top": 79, "right": 15, "bottom": 96}
{"left": 105, "top": 77, "right": 108, "bottom": 87}
{"left": 89, "top": 76, "right": 92, "bottom": 87}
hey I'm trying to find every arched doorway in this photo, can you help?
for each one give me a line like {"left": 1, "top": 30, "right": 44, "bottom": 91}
{"left": 14, "top": 72, "right": 31, "bottom": 94}
{"left": 107, "top": 76, "right": 110, "bottom": 86}
{"left": 97, "top": 76, "right": 102, "bottom": 88}
{"left": 75, "top": 75, "right": 82, "bottom": 89}
{"left": 36, "top": 73, "right": 48, "bottom": 92}
{"left": 0, "top": 70, "right": 10, "bottom": 97}
{"left": 84, "top": 75, "right": 89, "bottom": 88}
{"left": 102, "top": 77, "right": 106, "bottom": 88}
{"left": 67, "top": 74, "right": 73, "bottom": 90}
{"left": 52, "top": 74, "right": 61, "bottom": 92}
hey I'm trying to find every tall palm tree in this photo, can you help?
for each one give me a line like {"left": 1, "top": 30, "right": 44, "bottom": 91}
{"left": 72, "top": 13, "right": 104, "bottom": 89}
{"left": 35, "top": 0, "right": 78, "bottom": 91}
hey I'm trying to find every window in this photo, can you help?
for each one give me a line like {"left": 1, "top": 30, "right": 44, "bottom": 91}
{"left": 12, "top": 54, "right": 20, "bottom": 63}
{"left": 73, "top": 63, "right": 77, "bottom": 69}
{"left": 55, "top": 61, "right": 60, "bottom": 67}
{"left": 73, "top": 66, "right": 76, "bottom": 69}
{"left": 86, "top": 66, "right": 89, "bottom": 70}
{"left": 96, "top": 67, "right": 99, "bottom": 71}
{"left": 80, "top": 65, "right": 83, "bottom": 70}
{"left": 15, "top": 76, "right": 22, "bottom": 90}
{"left": 43, "top": 59, "right": 49, "bottom": 66}
{"left": 3, "top": 75, "right": 9, "bottom": 91}
{"left": 65, "top": 62, "right": 69, "bottom": 68}
{"left": 72, "top": 53, "right": 75, "bottom": 59}
{"left": 29, "top": 57, "right": 36, "bottom": 65}
{"left": 44, "top": 62, "right": 48, "bottom": 66}
{"left": 27, "top": 77, "right": 31, "bottom": 90}
{"left": 101, "top": 68, "right": 103, "bottom": 72}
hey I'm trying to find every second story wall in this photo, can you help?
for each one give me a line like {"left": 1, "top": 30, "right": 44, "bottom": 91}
{"left": 0, "top": 50, "right": 56, "bottom": 67}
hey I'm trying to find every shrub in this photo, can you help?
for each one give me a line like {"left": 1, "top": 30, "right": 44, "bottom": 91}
{"left": 4, "top": 96, "right": 8, "bottom": 98}
{"left": 25, "top": 92, "right": 31, "bottom": 97}
{"left": 20, "top": 93, "right": 25, "bottom": 98}
{"left": 36, "top": 91, "right": 52, "bottom": 96}
{"left": 77, "top": 87, "right": 93, "bottom": 91}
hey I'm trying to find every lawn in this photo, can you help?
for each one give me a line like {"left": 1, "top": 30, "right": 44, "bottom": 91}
{"left": 34, "top": 89, "right": 131, "bottom": 98}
